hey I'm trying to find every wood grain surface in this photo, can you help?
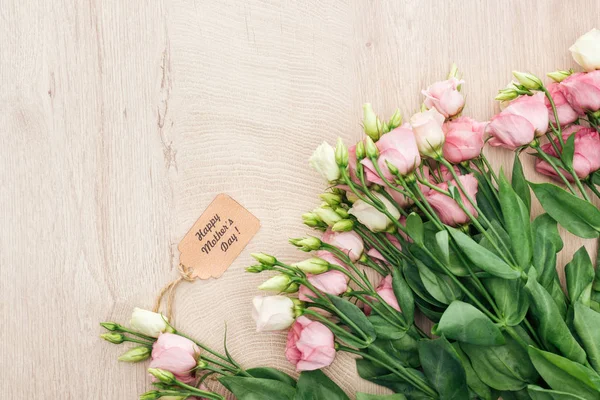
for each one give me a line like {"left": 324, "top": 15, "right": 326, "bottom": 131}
{"left": 1, "top": 1, "right": 599, "bottom": 398}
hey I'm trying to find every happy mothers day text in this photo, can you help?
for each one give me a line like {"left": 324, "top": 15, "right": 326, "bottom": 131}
{"left": 195, "top": 214, "right": 240, "bottom": 255}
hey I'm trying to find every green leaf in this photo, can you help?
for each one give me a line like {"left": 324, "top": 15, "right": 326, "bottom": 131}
{"left": 452, "top": 343, "right": 493, "bottom": 400}
{"left": 484, "top": 277, "right": 529, "bottom": 326}
{"left": 368, "top": 315, "right": 406, "bottom": 340}
{"left": 415, "top": 297, "right": 445, "bottom": 322}
{"left": 528, "top": 346, "right": 600, "bottom": 398}
{"left": 529, "top": 182, "right": 600, "bottom": 239}
{"left": 562, "top": 132, "right": 576, "bottom": 170}
{"left": 406, "top": 213, "right": 424, "bottom": 246}
{"left": 574, "top": 302, "right": 600, "bottom": 374}
{"left": 392, "top": 266, "right": 415, "bottom": 324}
{"left": 461, "top": 329, "right": 538, "bottom": 391}
{"left": 512, "top": 154, "right": 531, "bottom": 212}
{"left": 433, "top": 301, "right": 504, "bottom": 345}
{"left": 416, "top": 260, "right": 461, "bottom": 304}
{"left": 418, "top": 336, "right": 469, "bottom": 400}
{"left": 295, "top": 370, "right": 349, "bottom": 400}
{"left": 403, "top": 262, "right": 446, "bottom": 308}
{"left": 565, "top": 246, "right": 595, "bottom": 303}
{"left": 371, "top": 336, "right": 420, "bottom": 369}
{"left": 527, "top": 385, "right": 587, "bottom": 400}
{"left": 356, "top": 394, "right": 407, "bottom": 400}
{"left": 473, "top": 170, "right": 503, "bottom": 224}
{"left": 524, "top": 268, "right": 587, "bottom": 364}
{"left": 447, "top": 227, "right": 521, "bottom": 279}
{"left": 327, "top": 294, "right": 377, "bottom": 346}
{"left": 434, "top": 230, "right": 450, "bottom": 265}
{"left": 499, "top": 170, "right": 532, "bottom": 269}
{"left": 355, "top": 359, "right": 432, "bottom": 399}
{"left": 246, "top": 367, "right": 297, "bottom": 387}
{"left": 219, "top": 376, "right": 296, "bottom": 400}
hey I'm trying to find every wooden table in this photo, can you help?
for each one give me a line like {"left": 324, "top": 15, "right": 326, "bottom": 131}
{"left": 2, "top": 1, "right": 599, "bottom": 398}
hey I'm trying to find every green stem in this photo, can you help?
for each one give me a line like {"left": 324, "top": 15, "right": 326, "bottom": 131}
{"left": 173, "top": 380, "right": 226, "bottom": 400}
{"left": 116, "top": 326, "right": 156, "bottom": 342}
{"left": 175, "top": 331, "right": 234, "bottom": 367}
{"left": 586, "top": 180, "right": 600, "bottom": 199}
{"left": 531, "top": 144, "right": 577, "bottom": 194}
{"left": 123, "top": 337, "right": 154, "bottom": 347}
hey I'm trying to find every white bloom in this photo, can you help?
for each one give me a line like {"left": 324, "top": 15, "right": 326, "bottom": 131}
{"left": 130, "top": 308, "right": 170, "bottom": 338}
{"left": 252, "top": 296, "right": 296, "bottom": 332}
{"left": 309, "top": 142, "right": 340, "bottom": 182}
{"left": 570, "top": 28, "right": 600, "bottom": 72}
{"left": 410, "top": 108, "right": 445, "bottom": 158}
{"left": 349, "top": 192, "right": 400, "bottom": 232}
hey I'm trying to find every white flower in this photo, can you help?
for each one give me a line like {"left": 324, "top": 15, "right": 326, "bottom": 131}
{"left": 129, "top": 308, "right": 171, "bottom": 338}
{"left": 309, "top": 142, "right": 340, "bottom": 182}
{"left": 252, "top": 296, "right": 296, "bottom": 332}
{"left": 410, "top": 108, "right": 446, "bottom": 158}
{"left": 570, "top": 29, "right": 600, "bottom": 72}
{"left": 349, "top": 192, "right": 400, "bottom": 232}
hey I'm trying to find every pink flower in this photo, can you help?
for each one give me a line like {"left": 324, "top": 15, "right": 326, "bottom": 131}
{"left": 425, "top": 173, "right": 479, "bottom": 226}
{"left": 376, "top": 275, "right": 400, "bottom": 311}
{"left": 321, "top": 228, "right": 364, "bottom": 262}
{"left": 150, "top": 333, "right": 200, "bottom": 384}
{"left": 559, "top": 71, "right": 600, "bottom": 114}
{"left": 367, "top": 248, "right": 387, "bottom": 263}
{"left": 411, "top": 109, "right": 446, "bottom": 158}
{"left": 487, "top": 93, "right": 549, "bottom": 149}
{"left": 285, "top": 316, "right": 336, "bottom": 371}
{"left": 298, "top": 270, "right": 348, "bottom": 302}
{"left": 442, "top": 117, "right": 486, "bottom": 163}
{"left": 422, "top": 78, "right": 465, "bottom": 118}
{"left": 535, "top": 126, "right": 600, "bottom": 181}
{"left": 384, "top": 184, "right": 413, "bottom": 208}
{"left": 366, "top": 126, "right": 421, "bottom": 182}
{"left": 545, "top": 83, "right": 579, "bottom": 126}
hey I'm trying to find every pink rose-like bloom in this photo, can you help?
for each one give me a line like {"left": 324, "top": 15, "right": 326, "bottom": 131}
{"left": 376, "top": 275, "right": 400, "bottom": 311}
{"left": 442, "top": 117, "right": 486, "bottom": 163}
{"left": 487, "top": 93, "right": 549, "bottom": 149}
{"left": 384, "top": 184, "right": 413, "bottom": 208}
{"left": 361, "top": 126, "right": 421, "bottom": 183}
{"left": 321, "top": 228, "right": 364, "bottom": 262}
{"left": 411, "top": 108, "right": 446, "bottom": 158}
{"left": 426, "top": 173, "right": 479, "bottom": 226}
{"left": 150, "top": 333, "right": 200, "bottom": 384}
{"left": 430, "top": 164, "right": 460, "bottom": 184}
{"left": 559, "top": 71, "right": 600, "bottom": 114}
{"left": 366, "top": 248, "right": 387, "bottom": 263}
{"left": 298, "top": 270, "right": 348, "bottom": 302}
{"left": 545, "top": 83, "right": 579, "bottom": 126}
{"left": 422, "top": 78, "right": 466, "bottom": 118}
{"left": 285, "top": 316, "right": 336, "bottom": 371}
{"left": 535, "top": 126, "right": 600, "bottom": 181}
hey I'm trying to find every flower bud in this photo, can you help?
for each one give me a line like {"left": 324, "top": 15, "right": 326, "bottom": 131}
{"left": 101, "top": 333, "right": 125, "bottom": 344}
{"left": 139, "top": 390, "right": 161, "bottom": 400}
{"left": 118, "top": 346, "right": 151, "bottom": 362}
{"left": 332, "top": 219, "right": 354, "bottom": 232}
{"left": 384, "top": 160, "right": 399, "bottom": 177}
{"left": 253, "top": 296, "right": 296, "bottom": 331}
{"left": 100, "top": 322, "right": 120, "bottom": 331}
{"left": 259, "top": 274, "right": 294, "bottom": 292}
{"left": 309, "top": 141, "right": 340, "bottom": 182}
{"left": 289, "top": 236, "right": 322, "bottom": 251}
{"left": 448, "top": 62, "right": 459, "bottom": 79}
{"left": 547, "top": 69, "right": 573, "bottom": 83}
{"left": 293, "top": 257, "right": 330, "bottom": 274}
{"left": 334, "top": 207, "right": 349, "bottom": 218}
{"left": 313, "top": 206, "right": 342, "bottom": 226}
{"left": 251, "top": 252, "right": 277, "bottom": 266}
{"left": 130, "top": 308, "right": 173, "bottom": 338}
{"left": 355, "top": 141, "right": 366, "bottom": 161}
{"left": 319, "top": 193, "right": 342, "bottom": 206}
{"left": 363, "top": 103, "right": 384, "bottom": 141}
{"left": 387, "top": 109, "right": 403, "bottom": 130}
{"left": 246, "top": 264, "right": 266, "bottom": 273}
{"left": 302, "top": 212, "right": 322, "bottom": 227}
{"left": 364, "top": 136, "right": 379, "bottom": 159}
{"left": 512, "top": 71, "right": 543, "bottom": 90}
{"left": 495, "top": 88, "right": 519, "bottom": 102}
{"left": 335, "top": 138, "right": 349, "bottom": 167}
{"left": 292, "top": 298, "right": 305, "bottom": 318}
{"left": 197, "top": 359, "right": 209, "bottom": 369}
{"left": 148, "top": 368, "right": 176, "bottom": 385}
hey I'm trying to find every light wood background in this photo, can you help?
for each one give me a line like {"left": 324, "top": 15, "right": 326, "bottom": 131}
{"left": 2, "top": 1, "right": 599, "bottom": 398}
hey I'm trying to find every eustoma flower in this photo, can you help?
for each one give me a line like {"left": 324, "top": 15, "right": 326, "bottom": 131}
{"left": 545, "top": 82, "right": 579, "bottom": 126}
{"left": 441, "top": 117, "right": 486, "bottom": 163}
{"left": 374, "top": 275, "right": 400, "bottom": 312}
{"left": 149, "top": 333, "right": 200, "bottom": 384}
{"left": 309, "top": 141, "right": 340, "bottom": 182}
{"left": 422, "top": 77, "right": 465, "bottom": 118}
{"left": 321, "top": 228, "right": 363, "bottom": 261}
{"left": 252, "top": 295, "right": 298, "bottom": 332}
{"left": 349, "top": 192, "right": 400, "bottom": 232}
{"left": 130, "top": 308, "right": 173, "bottom": 338}
{"left": 535, "top": 126, "right": 600, "bottom": 181}
{"left": 487, "top": 92, "right": 549, "bottom": 149}
{"left": 569, "top": 28, "right": 600, "bottom": 72}
{"left": 559, "top": 70, "right": 600, "bottom": 114}
{"left": 362, "top": 126, "right": 421, "bottom": 182}
{"left": 425, "top": 173, "right": 479, "bottom": 226}
{"left": 411, "top": 108, "right": 446, "bottom": 158}
{"left": 298, "top": 270, "right": 348, "bottom": 302}
{"left": 285, "top": 316, "right": 336, "bottom": 371}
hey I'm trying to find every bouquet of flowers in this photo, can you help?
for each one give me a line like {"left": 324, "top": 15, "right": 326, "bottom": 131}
{"left": 100, "top": 28, "right": 600, "bottom": 400}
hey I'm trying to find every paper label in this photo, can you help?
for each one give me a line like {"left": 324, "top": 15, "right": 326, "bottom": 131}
{"left": 178, "top": 194, "right": 260, "bottom": 279}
